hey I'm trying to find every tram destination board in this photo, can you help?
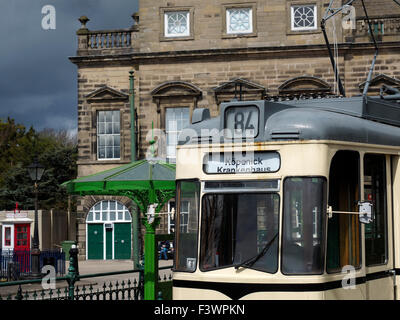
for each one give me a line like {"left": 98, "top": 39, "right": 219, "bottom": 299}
{"left": 203, "top": 151, "right": 280, "bottom": 174}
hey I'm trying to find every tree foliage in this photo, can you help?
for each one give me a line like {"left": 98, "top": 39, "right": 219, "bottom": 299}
{"left": 0, "top": 118, "right": 77, "bottom": 210}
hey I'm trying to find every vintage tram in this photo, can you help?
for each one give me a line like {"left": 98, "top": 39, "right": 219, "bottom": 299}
{"left": 172, "top": 93, "right": 400, "bottom": 299}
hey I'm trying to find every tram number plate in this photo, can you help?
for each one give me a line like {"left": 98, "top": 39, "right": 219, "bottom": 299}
{"left": 225, "top": 106, "right": 259, "bottom": 138}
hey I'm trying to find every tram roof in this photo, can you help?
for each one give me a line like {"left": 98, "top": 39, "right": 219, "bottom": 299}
{"left": 178, "top": 96, "right": 400, "bottom": 147}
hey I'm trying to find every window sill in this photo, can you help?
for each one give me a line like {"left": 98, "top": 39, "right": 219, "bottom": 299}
{"left": 287, "top": 29, "right": 321, "bottom": 36}
{"left": 77, "top": 159, "right": 131, "bottom": 165}
{"left": 222, "top": 32, "right": 258, "bottom": 39}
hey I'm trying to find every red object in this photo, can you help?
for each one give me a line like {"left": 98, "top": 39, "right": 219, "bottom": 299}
{"left": 368, "top": 194, "right": 372, "bottom": 201}
{"left": 14, "top": 224, "right": 30, "bottom": 250}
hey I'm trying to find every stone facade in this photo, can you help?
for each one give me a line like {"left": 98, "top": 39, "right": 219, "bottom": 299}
{"left": 70, "top": 0, "right": 400, "bottom": 259}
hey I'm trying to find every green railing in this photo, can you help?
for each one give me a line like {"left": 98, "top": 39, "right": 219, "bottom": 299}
{"left": 0, "top": 246, "right": 173, "bottom": 300}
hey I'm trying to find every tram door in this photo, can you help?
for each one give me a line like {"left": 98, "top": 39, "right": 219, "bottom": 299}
{"left": 326, "top": 151, "right": 365, "bottom": 299}
{"left": 392, "top": 156, "right": 400, "bottom": 300}
{"left": 364, "top": 154, "right": 394, "bottom": 300}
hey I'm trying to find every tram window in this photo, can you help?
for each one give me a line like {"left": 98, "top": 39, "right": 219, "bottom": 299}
{"left": 200, "top": 192, "right": 279, "bottom": 273}
{"left": 364, "top": 154, "right": 388, "bottom": 266}
{"left": 327, "top": 151, "right": 361, "bottom": 273}
{"left": 174, "top": 180, "right": 200, "bottom": 272}
{"left": 282, "top": 177, "right": 327, "bottom": 275}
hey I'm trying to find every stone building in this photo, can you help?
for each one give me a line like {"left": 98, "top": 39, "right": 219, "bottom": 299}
{"left": 69, "top": 0, "right": 400, "bottom": 260}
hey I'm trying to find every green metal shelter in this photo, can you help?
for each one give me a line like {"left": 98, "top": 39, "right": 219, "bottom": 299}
{"left": 62, "top": 159, "right": 176, "bottom": 300}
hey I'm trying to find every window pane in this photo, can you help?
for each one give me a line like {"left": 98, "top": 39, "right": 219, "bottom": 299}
{"left": 98, "top": 147, "right": 105, "bottom": 159}
{"left": 175, "top": 181, "right": 200, "bottom": 272}
{"left": 364, "top": 154, "right": 387, "bottom": 266}
{"left": 227, "top": 8, "right": 252, "bottom": 34}
{"left": 102, "top": 211, "right": 108, "bottom": 221}
{"left": 113, "top": 135, "right": 120, "bottom": 147}
{"left": 114, "top": 147, "right": 120, "bottom": 159}
{"left": 125, "top": 211, "right": 131, "bottom": 221}
{"left": 98, "top": 111, "right": 105, "bottom": 122}
{"left": 98, "top": 123, "right": 105, "bottom": 134}
{"left": 282, "top": 177, "right": 327, "bottom": 274}
{"left": 292, "top": 5, "right": 317, "bottom": 30}
{"left": 110, "top": 211, "right": 116, "bottom": 221}
{"left": 106, "top": 122, "right": 113, "bottom": 134}
{"left": 87, "top": 212, "right": 93, "bottom": 221}
{"left": 165, "top": 11, "right": 189, "bottom": 37}
{"left": 165, "top": 107, "right": 190, "bottom": 161}
{"left": 106, "top": 147, "right": 113, "bottom": 159}
{"left": 200, "top": 192, "right": 279, "bottom": 273}
{"left": 118, "top": 212, "right": 123, "bottom": 220}
{"left": 113, "top": 122, "right": 120, "bottom": 134}
{"left": 112, "top": 111, "right": 120, "bottom": 122}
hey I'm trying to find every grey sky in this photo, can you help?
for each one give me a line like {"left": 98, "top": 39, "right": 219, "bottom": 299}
{"left": 0, "top": 0, "right": 138, "bottom": 135}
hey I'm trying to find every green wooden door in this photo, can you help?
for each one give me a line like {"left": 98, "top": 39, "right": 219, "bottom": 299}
{"left": 88, "top": 224, "right": 104, "bottom": 259}
{"left": 106, "top": 228, "right": 113, "bottom": 259}
{"left": 114, "top": 223, "right": 131, "bottom": 259}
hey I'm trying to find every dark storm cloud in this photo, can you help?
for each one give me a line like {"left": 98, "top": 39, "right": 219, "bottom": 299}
{"left": 0, "top": 0, "right": 138, "bottom": 134}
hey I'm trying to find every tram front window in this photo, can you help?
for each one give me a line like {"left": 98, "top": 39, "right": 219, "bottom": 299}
{"left": 200, "top": 193, "right": 279, "bottom": 273}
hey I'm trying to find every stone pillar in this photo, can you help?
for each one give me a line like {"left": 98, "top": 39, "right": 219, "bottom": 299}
{"left": 77, "top": 16, "right": 90, "bottom": 55}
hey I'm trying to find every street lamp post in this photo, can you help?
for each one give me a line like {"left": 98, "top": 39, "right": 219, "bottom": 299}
{"left": 27, "top": 158, "right": 45, "bottom": 278}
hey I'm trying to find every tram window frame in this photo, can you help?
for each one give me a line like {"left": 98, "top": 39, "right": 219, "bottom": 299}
{"left": 281, "top": 176, "right": 327, "bottom": 275}
{"left": 173, "top": 179, "right": 200, "bottom": 273}
{"left": 326, "top": 150, "right": 362, "bottom": 274}
{"left": 364, "top": 153, "right": 388, "bottom": 267}
{"left": 199, "top": 191, "right": 280, "bottom": 273}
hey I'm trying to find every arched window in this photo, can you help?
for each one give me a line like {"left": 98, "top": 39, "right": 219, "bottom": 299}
{"left": 86, "top": 200, "right": 131, "bottom": 223}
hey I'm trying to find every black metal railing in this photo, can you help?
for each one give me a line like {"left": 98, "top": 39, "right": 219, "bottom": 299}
{"left": 0, "top": 249, "right": 65, "bottom": 281}
{"left": 0, "top": 248, "right": 173, "bottom": 300}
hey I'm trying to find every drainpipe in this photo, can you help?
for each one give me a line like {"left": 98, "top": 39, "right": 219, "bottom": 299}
{"left": 129, "top": 70, "right": 140, "bottom": 270}
{"left": 129, "top": 70, "right": 136, "bottom": 162}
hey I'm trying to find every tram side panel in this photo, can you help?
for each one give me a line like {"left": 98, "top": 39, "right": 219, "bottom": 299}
{"left": 391, "top": 156, "right": 400, "bottom": 300}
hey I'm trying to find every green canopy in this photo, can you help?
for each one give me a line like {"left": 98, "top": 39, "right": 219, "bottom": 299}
{"left": 62, "top": 159, "right": 176, "bottom": 213}
{"left": 62, "top": 158, "right": 176, "bottom": 300}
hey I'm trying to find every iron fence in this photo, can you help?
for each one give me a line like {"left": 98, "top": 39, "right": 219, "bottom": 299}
{"left": 0, "top": 249, "right": 66, "bottom": 281}
{"left": 0, "top": 266, "right": 173, "bottom": 301}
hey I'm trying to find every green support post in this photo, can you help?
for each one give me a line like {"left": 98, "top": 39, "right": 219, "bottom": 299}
{"left": 129, "top": 70, "right": 140, "bottom": 271}
{"left": 143, "top": 217, "right": 160, "bottom": 300}
{"left": 66, "top": 246, "right": 79, "bottom": 300}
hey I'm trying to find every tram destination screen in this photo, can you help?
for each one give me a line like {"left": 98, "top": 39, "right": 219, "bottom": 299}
{"left": 203, "top": 151, "right": 280, "bottom": 174}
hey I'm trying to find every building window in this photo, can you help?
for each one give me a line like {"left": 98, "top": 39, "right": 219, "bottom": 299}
{"left": 226, "top": 8, "right": 253, "bottom": 34}
{"left": 164, "top": 11, "right": 190, "bottom": 37}
{"left": 291, "top": 4, "right": 317, "bottom": 31}
{"left": 87, "top": 200, "right": 131, "bottom": 223}
{"left": 4, "top": 227, "right": 11, "bottom": 246}
{"left": 165, "top": 107, "right": 190, "bottom": 162}
{"left": 97, "top": 110, "right": 120, "bottom": 160}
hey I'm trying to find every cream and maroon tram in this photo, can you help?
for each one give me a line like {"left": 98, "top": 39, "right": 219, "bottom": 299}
{"left": 172, "top": 94, "right": 400, "bottom": 300}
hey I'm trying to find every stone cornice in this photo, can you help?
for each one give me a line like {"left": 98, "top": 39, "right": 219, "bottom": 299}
{"left": 69, "top": 41, "right": 400, "bottom": 66}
